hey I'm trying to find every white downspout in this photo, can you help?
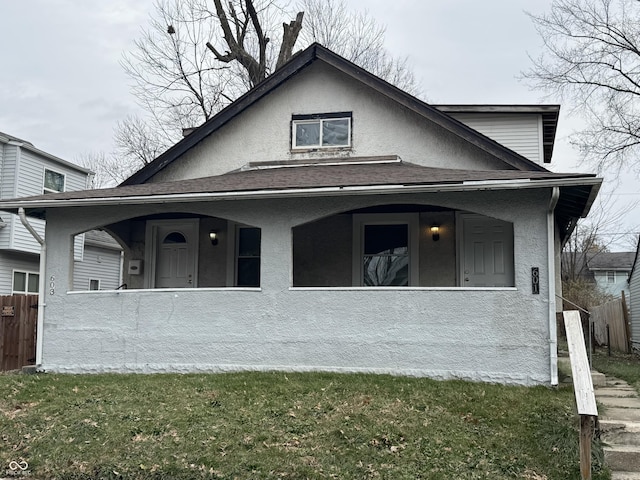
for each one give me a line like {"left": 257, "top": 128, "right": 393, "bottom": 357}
{"left": 18, "top": 208, "right": 45, "bottom": 367}
{"left": 548, "top": 187, "right": 560, "bottom": 386}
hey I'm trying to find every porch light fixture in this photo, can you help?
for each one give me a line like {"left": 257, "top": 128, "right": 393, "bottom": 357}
{"left": 209, "top": 230, "right": 219, "bottom": 246}
{"left": 430, "top": 224, "right": 440, "bottom": 241}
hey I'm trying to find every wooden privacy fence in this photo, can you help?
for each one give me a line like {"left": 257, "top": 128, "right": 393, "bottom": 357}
{"left": 591, "top": 292, "right": 631, "bottom": 353}
{"left": 0, "top": 295, "right": 37, "bottom": 371}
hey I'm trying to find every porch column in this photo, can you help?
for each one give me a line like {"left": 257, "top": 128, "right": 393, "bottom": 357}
{"left": 259, "top": 219, "right": 292, "bottom": 293}
{"left": 43, "top": 210, "right": 75, "bottom": 295}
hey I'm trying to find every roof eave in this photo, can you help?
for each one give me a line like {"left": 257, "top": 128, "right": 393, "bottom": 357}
{"left": 4, "top": 177, "right": 602, "bottom": 217}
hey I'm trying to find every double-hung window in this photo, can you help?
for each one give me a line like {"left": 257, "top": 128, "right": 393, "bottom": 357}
{"left": 44, "top": 169, "right": 65, "bottom": 193}
{"left": 292, "top": 112, "right": 351, "bottom": 149}
{"left": 236, "top": 227, "right": 261, "bottom": 287}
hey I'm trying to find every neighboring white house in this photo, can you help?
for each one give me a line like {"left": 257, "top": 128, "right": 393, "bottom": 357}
{"left": 629, "top": 243, "right": 640, "bottom": 351}
{"left": 0, "top": 131, "right": 122, "bottom": 294}
{"left": 0, "top": 44, "right": 602, "bottom": 385}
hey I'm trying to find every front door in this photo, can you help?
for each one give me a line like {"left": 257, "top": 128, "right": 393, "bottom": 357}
{"left": 150, "top": 220, "right": 198, "bottom": 288}
{"left": 460, "top": 214, "right": 514, "bottom": 287}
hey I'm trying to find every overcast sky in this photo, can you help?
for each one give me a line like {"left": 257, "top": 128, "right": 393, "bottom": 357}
{"left": 1, "top": 0, "right": 638, "bottom": 249}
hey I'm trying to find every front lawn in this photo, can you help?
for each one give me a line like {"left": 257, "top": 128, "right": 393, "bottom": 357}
{"left": 0, "top": 372, "right": 608, "bottom": 479}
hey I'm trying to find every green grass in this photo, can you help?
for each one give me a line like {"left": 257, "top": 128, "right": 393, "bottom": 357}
{"left": 592, "top": 349, "right": 640, "bottom": 393}
{"left": 0, "top": 372, "right": 608, "bottom": 479}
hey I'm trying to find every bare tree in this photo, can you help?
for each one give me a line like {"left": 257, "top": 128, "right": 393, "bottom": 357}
{"left": 299, "top": 0, "right": 417, "bottom": 94}
{"left": 112, "top": 0, "right": 420, "bottom": 180}
{"left": 561, "top": 191, "right": 637, "bottom": 310}
{"left": 523, "top": 0, "right": 640, "bottom": 175}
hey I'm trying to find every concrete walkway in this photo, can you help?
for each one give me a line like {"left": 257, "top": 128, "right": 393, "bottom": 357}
{"left": 595, "top": 374, "right": 640, "bottom": 480}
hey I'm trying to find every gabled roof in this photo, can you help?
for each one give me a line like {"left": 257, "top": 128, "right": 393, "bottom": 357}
{"left": 587, "top": 252, "right": 636, "bottom": 271}
{"left": 121, "top": 43, "right": 549, "bottom": 186}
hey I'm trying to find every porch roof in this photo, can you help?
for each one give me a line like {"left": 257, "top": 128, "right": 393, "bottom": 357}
{"left": 0, "top": 158, "right": 601, "bottom": 239}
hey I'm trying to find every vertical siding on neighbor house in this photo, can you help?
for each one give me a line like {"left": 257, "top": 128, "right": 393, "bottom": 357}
{"left": 0, "top": 251, "right": 39, "bottom": 294}
{"left": 449, "top": 113, "right": 542, "bottom": 164}
{"left": 73, "top": 245, "right": 122, "bottom": 290}
{"left": 630, "top": 266, "right": 640, "bottom": 348}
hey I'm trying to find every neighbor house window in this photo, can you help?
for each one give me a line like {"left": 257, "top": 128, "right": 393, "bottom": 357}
{"left": 43, "top": 169, "right": 65, "bottom": 193}
{"left": 607, "top": 271, "right": 616, "bottom": 283}
{"left": 12, "top": 271, "right": 39, "bottom": 294}
{"left": 292, "top": 112, "right": 351, "bottom": 149}
{"left": 89, "top": 279, "right": 100, "bottom": 291}
{"left": 236, "top": 227, "right": 261, "bottom": 287}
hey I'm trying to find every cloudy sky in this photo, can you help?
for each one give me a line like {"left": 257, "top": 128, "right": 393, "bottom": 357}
{"left": 1, "top": 0, "right": 638, "bottom": 249}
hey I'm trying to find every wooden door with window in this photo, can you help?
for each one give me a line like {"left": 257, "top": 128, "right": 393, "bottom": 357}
{"left": 149, "top": 221, "right": 198, "bottom": 288}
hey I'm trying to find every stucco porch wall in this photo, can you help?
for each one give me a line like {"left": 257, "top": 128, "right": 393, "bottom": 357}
{"left": 40, "top": 188, "right": 555, "bottom": 384}
{"left": 47, "top": 287, "right": 546, "bottom": 384}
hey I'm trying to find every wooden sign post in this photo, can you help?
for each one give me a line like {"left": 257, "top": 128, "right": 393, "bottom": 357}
{"left": 563, "top": 310, "right": 598, "bottom": 480}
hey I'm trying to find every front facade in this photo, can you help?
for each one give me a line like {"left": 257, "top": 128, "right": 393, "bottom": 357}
{"left": 2, "top": 45, "right": 601, "bottom": 384}
{"left": 0, "top": 132, "right": 122, "bottom": 295}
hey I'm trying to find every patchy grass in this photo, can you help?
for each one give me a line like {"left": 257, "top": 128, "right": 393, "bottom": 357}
{"left": 592, "top": 349, "right": 640, "bottom": 393}
{"left": 0, "top": 372, "right": 608, "bottom": 479}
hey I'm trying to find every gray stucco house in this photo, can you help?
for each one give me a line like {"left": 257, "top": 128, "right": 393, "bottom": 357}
{"left": 0, "top": 44, "right": 601, "bottom": 385}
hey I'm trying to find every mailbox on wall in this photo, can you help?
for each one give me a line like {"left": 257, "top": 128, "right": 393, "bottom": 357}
{"left": 128, "top": 260, "right": 142, "bottom": 275}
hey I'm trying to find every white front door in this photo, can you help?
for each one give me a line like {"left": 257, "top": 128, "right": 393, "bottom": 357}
{"left": 460, "top": 214, "right": 514, "bottom": 287}
{"left": 149, "top": 220, "right": 198, "bottom": 288}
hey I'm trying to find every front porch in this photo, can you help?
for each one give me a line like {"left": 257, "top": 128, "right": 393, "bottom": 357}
{"left": 39, "top": 189, "right": 556, "bottom": 384}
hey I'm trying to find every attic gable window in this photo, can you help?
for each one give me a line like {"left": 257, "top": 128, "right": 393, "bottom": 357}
{"left": 44, "top": 169, "right": 65, "bottom": 194}
{"left": 292, "top": 112, "right": 351, "bottom": 149}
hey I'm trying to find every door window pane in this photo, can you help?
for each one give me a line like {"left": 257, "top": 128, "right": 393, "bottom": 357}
{"left": 363, "top": 224, "right": 409, "bottom": 286}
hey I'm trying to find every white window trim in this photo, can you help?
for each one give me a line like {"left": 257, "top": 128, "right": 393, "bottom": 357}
{"left": 352, "top": 213, "right": 419, "bottom": 287}
{"left": 12, "top": 269, "right": 40, "bottom": 295}
{"left": 43, "top": 168, "right": 66, "bottom": 194}
{"left": 89, "top": 278, "right": 101, "bottom": 291}
{"left": 606, "top": 271, "right": 616, "bottom": 283}
{"left": 291, "top": 115, "right": 352, "bottom": 150}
